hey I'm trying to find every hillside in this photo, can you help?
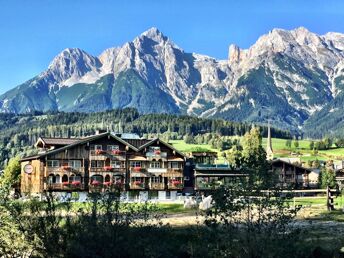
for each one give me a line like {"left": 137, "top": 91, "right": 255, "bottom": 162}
{"left": 0, "top": 108, "right": 290, "bottom": 169}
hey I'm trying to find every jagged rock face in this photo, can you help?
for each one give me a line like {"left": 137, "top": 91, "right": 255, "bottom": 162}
{"left": 1, "top": 27, "right": 344, "bottom": 133}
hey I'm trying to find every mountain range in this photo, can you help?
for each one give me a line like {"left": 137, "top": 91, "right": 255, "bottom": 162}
{"left": 1, "top": 27, "right": 344, "bottom": 136}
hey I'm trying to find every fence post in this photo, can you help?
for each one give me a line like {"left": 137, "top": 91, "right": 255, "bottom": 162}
{"left": 327, "top": 186, "right": 335, "bottom": 211}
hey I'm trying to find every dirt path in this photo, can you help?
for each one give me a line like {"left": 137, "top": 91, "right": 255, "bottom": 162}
{"left": 161, "top": 211, "right": 203, "bottom": 226}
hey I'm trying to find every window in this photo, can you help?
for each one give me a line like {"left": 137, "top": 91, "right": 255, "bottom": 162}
{"left": 61, "top": 161, "right": 70, "bottom": 167}
{"left": 151, "top": 176, "right": 162, "bottom": 183}
{"left": 47, "top": 174, "right": 56, "bottom": 184}
{"left": 69, "top": 175, "right": 81, "bottom": 182}
{"left": 47, "top": 160, "right": 60, "bottom": 167}
{"left": 170, "top": 162, "right": 179, "bottom": 169}
{"left": 70, "top": 160, "right": 81, "bottom": 168}
{"left": 111, "top": 161, "right": 122, "bottom": 168}
{"left": 91, "top": 175, "right": 104, "bottom": 183}
{"left": 55, "top": 175, "right": 61, "bottom": 183}
{"left": 107, "top": 145, "right": 119, "bottom": 151}
{"left": 91, "top": 160, "right": 105, "bottom": 168}
{"left": 94, "top": 145, "right": 103, "bottom": 150}
{"left": 130, "top": 161, "right": 141, "bottom": 168}
{"left": 62, "top": 175, "right": 68, "bottom": 182}
{"left": 104, "top": 174, "right": 111, "bottom": 182}
{"left": 150, "top": 162, "right": 161, "bottom": 168}
{"left": 149, "top": 146, "right": 160, "bottom": 152}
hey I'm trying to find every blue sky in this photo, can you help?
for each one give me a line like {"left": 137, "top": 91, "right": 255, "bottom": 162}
{"left": 0, "top": 0, "right": 343, "bottom": 94}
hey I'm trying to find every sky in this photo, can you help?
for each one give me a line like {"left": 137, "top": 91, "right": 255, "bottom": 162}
{"left": 0, "top": 0, "right": 344, "bottom": 94}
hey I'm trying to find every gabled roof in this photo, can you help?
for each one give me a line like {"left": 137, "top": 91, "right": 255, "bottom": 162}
{"left": 35, "top": 137, "right": 82, "bottom": 147}
{"left": 137, "top": 138, "right": 186, "bottom": 158}
{"left": 124, "top": 138, "right": 152, "bottom": 148}
{"left": 21, "top": 132, "right": 139, "bottom": 162}
{"left": 271, "top": 159, "right": 312, "bottom": 173}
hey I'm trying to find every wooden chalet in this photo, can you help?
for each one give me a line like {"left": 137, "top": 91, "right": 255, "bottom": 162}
{"left": 194, "top": 165, "right": 247, "bottom": 191}
{"left": 20, "top": 132, "right": 186, "bottom": 199}
{"left": 271, "top": 159, "right": 311, "bottom": 188}
{"left": 190, "top": 151, "right": 247, "bottom": 191}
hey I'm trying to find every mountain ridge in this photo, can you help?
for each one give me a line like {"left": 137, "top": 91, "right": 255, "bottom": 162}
{"left": 1, "top": 26, "right": 344, "bottom": 136}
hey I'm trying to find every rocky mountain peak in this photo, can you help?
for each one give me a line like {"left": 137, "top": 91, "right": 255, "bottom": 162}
{"left": 48, "top": 48, "right": 100, "bottom": 73}
{"left": 139, "top": 27, "right": 166, "bottom": 42}
{"left": 228, "top": 44, "right": 241, "bottom": 63}
{"left": 44, "top": 48, "right": 101, "bottom": 87}
{"left": 1, "top": 27, "right": 344, "bottom": 135}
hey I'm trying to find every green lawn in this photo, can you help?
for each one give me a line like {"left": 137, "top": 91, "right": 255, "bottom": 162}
{"left": 293, "top": 197, "right": 332, "bottom": 206}
{"left": 314, "top": 210, "right": 344, "bottom": 222}
{"left": 169, "top": 140, "right": 226, "bottom": 162}
{"left": 262, "top": 137, "right": 311, "bottom": 150}
{"left": 58, "top": 202, "right": 187, "bottom": 214}
{"left": 318, "top": 148, "right": 344, "bottom": 157}
{"left": 170, "top": 138, "right": 344, "bottom": 162}
{"left": 157, "top": 203, "right": 191, "bottom": 214}
{"left": 169, "top": 140, "right": 216, "bottom": 153}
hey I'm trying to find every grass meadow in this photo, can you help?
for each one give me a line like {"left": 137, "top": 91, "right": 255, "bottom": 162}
{"left": 170, "top": 138, "right": 344, "bottom": 162}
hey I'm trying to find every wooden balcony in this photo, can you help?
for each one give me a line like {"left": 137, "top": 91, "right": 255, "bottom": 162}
{"left": 165, "top": 169, "right": 183, "bottom": 177}
{"left": 167, "top": 183, "right": 183, "bottom": 190}
{"left": 90, "top": 150, "right": 126, "bottom": 160}
{"left": 130, "top": 167, "right": 147, "bottom": 173}
{"left": 45, "top": 183, "right": 86, "bottom": 191}
{"left": 195, "top": 183, "right": 219, "bottom": 190}
{"left": 149, "top": 182, "right": 165, "bottom": 190}
{"left": 146, "top": 151, "right": 167, "bottom": 160}
{"left": 195, "top": 181, "right": 227, "bottom": 190}
{"left": 89, "top": 167, "right": 126, "bottom": 174}
{"left": 147, "top": 168, "right": 167, "bottom": 173}
{"left": 129, "top": 182, "right": 146, "bottom": 190}
{"left": 46, "top": 167, "right": 85, "bottom": 175}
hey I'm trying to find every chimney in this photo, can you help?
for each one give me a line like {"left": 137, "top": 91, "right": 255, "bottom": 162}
{"left": 95, "top": 129, "right": 107, "bottom": 135}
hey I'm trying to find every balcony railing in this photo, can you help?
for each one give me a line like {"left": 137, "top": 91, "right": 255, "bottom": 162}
{"left": 90, "top": 150, "right": 126, "bottom": 157}
{"left": 130, "top": 167, "right": 146, "bottom": 173}
{"left": 149, "top": 182, "right": 165, "bottom": 190}
{"left": 90, "top": 167, "right": 126, "bottom": 173}
{"left": 167, "top": 183, "right": 183, "bottom": 190}
{"left": 45, "top": 183, "right": 85, "bottom": 191}
{"left": 46, "top": 167, "right": 85, "bottom": 175}
{"left": 130, "top": 182, "right": 146, "bottom": 189}
{"left": 195, "top": 164, "right": 232, "bottom": 170}
{"left": 147, "top": 168, "right": 167, "bottom": 173}
{"left": 60, "top": 166, "right": 84, "bottom": 173}
{"left": 195, "top": 182, "right": 223, "bottom": 190}
{"left": 166, "top": 169, "right": 183, "bottom": 176}
{"left": 146, "top": 151, "right": 167, "bottom": 159}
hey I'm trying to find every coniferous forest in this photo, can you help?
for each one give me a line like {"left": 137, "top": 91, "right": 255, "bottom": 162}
{"left": 0, "top": 108, "right": 291, "bottom": 169}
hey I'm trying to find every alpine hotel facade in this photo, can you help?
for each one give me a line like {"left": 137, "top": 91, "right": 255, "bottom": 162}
{"left": 21, "top": 132, "right": 186, "bottom": 200}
